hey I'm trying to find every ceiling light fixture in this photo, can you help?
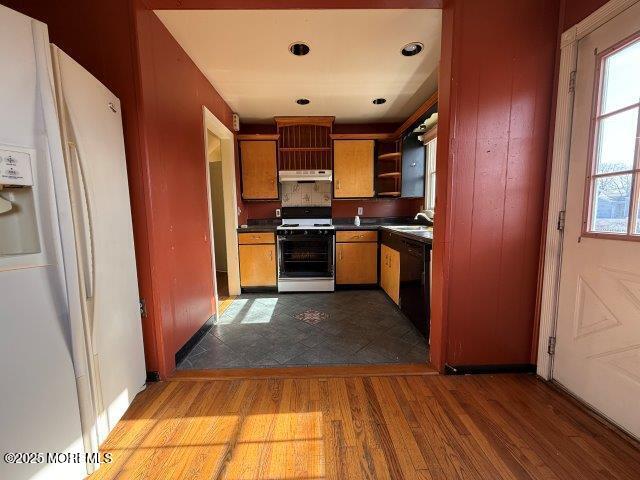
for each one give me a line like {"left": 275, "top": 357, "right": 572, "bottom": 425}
{"left": 401, "top": 42, "right": 423, "bottom": 56}
{"left": 372, "top": 98, "right": 387, "bottom": 105}
{"left": 289, "top": 42, "right": 310, "bottom": 56}
{"left": 296, "top": 98, "right": 310, "bottom": 105}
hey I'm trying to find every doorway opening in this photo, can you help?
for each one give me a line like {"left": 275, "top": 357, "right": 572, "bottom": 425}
{"left": 170, "top": 9, "right": 439, "bottom": 372}
{"left": 206, "top": 130, "right": 233, "bottom": 314}
{"left": 202, "top": 107, "right": 241, "bottom": 315}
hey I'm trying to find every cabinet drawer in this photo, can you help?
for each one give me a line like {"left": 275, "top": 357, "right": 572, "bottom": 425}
{"left": 336, "top": 230, "right": 377, "bottom": 243}
{"left": 238, "top": 232, "right": 275, "bottom": 245}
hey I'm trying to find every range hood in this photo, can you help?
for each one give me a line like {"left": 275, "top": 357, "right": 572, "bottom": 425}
{"left": 279, "top": 169, "right": 332, "bottom": 182}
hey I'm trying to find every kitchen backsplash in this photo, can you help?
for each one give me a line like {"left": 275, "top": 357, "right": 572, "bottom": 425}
{"left": 281, "top": 181, "right": 331, "bottom": 207}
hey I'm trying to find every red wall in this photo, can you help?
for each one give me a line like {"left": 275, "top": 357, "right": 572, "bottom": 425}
{"left": 561, "top": 0, "right": 608, "bottom": 31}
{"left": 134, "top": 3, "right": 234, "bottom": 375}
{"left": 432, "top": 0, "right": 559, "bottom": 369}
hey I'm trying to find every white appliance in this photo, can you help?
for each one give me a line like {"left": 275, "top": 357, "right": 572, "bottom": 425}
{"left": 276, "top": 207, "right": 335, "bottom": 292}
{"left": 278, "top": 169, "right": 332, "bottom": 182}
{"left": 0, "top": 6, "right": 145, "bottom": 479}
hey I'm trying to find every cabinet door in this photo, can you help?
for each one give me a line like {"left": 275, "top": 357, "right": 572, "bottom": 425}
{"left": 336, "top": 242, "right": 377, "bottom": 284}
{"left": 240, "top": 141, "right": 278, "bottom": 200}
{"left": 401, "top": 133, "right": 426, "bottom": 198}
{"left": 239, "top": 244, "right": 276, "bottom": 287}
{"left": 380, "top": 245, "right": 390, "bottom": 295}
{"left": 387, "top": 247, "right": 400, "bottom": 304}
{"left": 333, "top": 140, "right": 374, "bottom": 198}
{"left": 380, "top": 244, "right": 400, "bottom": 304}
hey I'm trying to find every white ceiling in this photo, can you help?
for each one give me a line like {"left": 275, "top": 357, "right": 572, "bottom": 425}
{"left": 156, "top": 9, "right": 441, "bottom": 124}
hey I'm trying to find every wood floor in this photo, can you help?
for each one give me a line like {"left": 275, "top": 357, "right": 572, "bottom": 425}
{"left": 216, "top": 270, "right": 234, "bottom": 315}
{"left": 90, "top": 373, "right": 640, "bottom": 479}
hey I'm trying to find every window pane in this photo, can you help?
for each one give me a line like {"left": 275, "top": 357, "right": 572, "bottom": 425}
{"left": 591, "top": 174, "right": 632, "bottom": 233}
{"left": 601, "top": 39, "right": 640, "bottom": 115}
{"left": 595, "top": 108, "right": 638, "bottom": 174}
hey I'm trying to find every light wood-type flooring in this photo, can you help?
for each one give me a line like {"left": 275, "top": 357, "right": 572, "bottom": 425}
{"left": 90, "top": 371, "right": 640, "bottom": 479}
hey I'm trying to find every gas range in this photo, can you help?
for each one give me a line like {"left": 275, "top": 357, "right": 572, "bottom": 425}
{"left": 276, "top": 219, "right": 335, "bottom": 235}
{"left": 276, "top": 207, "right": 335, "bottom": 292}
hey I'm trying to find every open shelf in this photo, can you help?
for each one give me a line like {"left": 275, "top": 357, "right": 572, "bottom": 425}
{"left": 378, "top": 152, "right": 402, "bottom": 161}
{"left": 377, "top": 172, "right": 401, "bottom": 179}
{"left": 377, "top": 191, "right": 401, "bottom": 197}
{"left": 276, "top": 117, "right": 334, "bottom": 170}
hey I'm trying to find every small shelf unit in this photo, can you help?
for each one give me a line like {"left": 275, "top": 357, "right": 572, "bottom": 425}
{"left": 375, "top": 138, "right": 403, "bottom": 198}
{"left": 275, "top": 116, "right": 334, "bottom": 171}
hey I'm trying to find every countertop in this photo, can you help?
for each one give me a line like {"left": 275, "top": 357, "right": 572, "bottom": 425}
{"left": 237, "top": 224, "right": 278, "bottom": 233}
{"left": 237, "top": 219, "right": 432, "bottom": 244}
{"left": 333, "top": 218, "right": 433, "bottom": 244}
{"left": 379, "top": 226, "right": 433, "bottom": 245}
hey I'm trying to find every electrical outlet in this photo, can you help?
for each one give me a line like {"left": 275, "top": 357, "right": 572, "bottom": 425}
{"left": 357, "top": 207, "right": 363, "bottom": 216}
{"left": 275, "top": 208, "right": 281, "bottom": 218}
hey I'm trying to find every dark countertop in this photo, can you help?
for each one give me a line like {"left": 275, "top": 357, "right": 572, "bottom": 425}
{"left": 237, "top": 217, "right": 432, "bottom": 243}
{"left": 237, "top": 225, "right": 278, "bottom": 233}
{"left": 334, "top": 217, "right": 433, "bottom": 244}
{"left": 379, "top": 226, "right": 433, "bottom": 245}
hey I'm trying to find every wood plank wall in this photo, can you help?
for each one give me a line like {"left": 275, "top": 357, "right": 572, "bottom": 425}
{"left": 432, "top": 0, "right": 560, "bottom": 369}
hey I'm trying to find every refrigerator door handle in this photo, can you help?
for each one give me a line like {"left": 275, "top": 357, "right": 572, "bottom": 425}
{"left": 69, "top": 141, "right": 95, "bottom": 299}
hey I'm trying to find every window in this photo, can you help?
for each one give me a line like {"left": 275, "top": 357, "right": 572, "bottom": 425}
{"left": 585, "top": 35, "right": 640, "bottom": 238}
{"left": 425, "top": 136, "right": 437, "bottom": 211}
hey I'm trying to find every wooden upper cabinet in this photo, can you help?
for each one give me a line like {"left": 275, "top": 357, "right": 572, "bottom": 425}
{"left": 240, "top": 140, "right": 278, "bottom": 200}
{"left": 333, "top": 140, "right": 375, "bottom": 198}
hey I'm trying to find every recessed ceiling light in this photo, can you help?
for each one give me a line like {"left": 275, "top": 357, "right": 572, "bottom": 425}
{"left": 401, "top": 42, "right": 423, "bottom": 56}
{"left": 289, "top": 42, "right": 310, "bottom": 56}
{"left": 296, "top": 98, "right": 310, "bottom": 105}
{"left": 372, "top": 98, "right": 387, "bottom": 105}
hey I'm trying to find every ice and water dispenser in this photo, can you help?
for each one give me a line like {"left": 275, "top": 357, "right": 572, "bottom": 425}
{"left": 0, "top": 147, "right": 41, "bottom": 256}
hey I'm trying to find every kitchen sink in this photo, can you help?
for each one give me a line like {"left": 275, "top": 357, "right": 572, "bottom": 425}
{"left": 386, "top": 225, "right": 432, "bottom": 232}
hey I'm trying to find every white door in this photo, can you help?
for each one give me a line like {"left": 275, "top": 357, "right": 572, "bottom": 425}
{"left": 53, "top": 47, "right": 146, "bottom": 442}
{"left": 554, "top": 1, "right": 640, "bottom": 438}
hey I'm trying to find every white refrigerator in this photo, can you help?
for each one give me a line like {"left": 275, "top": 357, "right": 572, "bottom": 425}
{"left": 0, "top": 5, "right": 146, "bottom": 479}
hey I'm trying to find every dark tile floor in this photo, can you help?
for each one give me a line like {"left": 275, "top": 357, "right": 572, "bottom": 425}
{"left": 177, "top": 289, "right": 429, "bottom": 370}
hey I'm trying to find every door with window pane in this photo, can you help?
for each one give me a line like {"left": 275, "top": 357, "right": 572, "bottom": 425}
{"left": 554, "top": 2, "right": 640, "bottom": 439}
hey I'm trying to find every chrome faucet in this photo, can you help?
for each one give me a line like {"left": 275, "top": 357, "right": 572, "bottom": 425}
{"left": 414, "top": 210, "right": 434, "bottom": 224}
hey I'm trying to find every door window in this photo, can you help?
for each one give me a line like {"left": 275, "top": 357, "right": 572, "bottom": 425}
{"left": 585, "top": 36, "right": 640, "bottom": 237}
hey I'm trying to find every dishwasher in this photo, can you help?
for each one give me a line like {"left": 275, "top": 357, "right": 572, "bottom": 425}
{"left": 399, "top": 237, "right": 430, "bottom": 337}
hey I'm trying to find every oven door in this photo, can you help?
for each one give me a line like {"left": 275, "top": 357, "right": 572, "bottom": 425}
{"left": 277, "top": 233, "right": 334, "bottom": 279}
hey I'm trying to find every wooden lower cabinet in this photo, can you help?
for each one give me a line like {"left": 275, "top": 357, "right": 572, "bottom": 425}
{"left": 336, "top": 242, "right": 378, "bottom": 285}
{"left": 239, "top": 244, "right": 276, "bottom": 287}
{"left": 380, "top": 244, "right": 400, "bottom": 304}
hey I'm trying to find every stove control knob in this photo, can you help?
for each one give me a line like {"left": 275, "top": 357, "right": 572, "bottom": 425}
{"left": 304, "top": 230, "right": 308, "bottom": 235}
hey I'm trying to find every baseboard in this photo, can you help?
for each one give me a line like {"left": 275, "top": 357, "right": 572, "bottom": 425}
{"left": 175, "top": 314, "right": 216, "bottom": 365}
{"left": 444, "top": 363, "right": 536, "bottom": 375}
{"left": 335, "top": 284, "right": 378, "bottom": 290}
{"left": 171, "top": 363, "right": 437, "bottom": 381}
{"left": 241, "top": 286, "right": 277, "bottom": 293}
